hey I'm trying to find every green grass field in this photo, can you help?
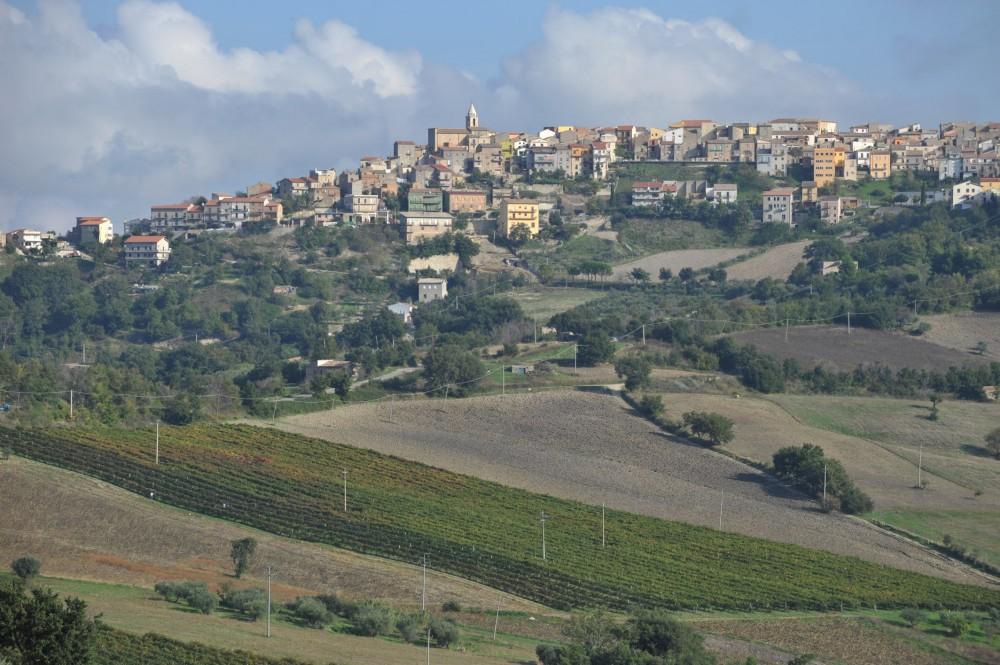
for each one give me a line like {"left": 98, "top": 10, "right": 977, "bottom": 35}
{"left": 507, "top": 287, "right": 604, "bottom": 320}
{"left": 868, "top": 509, "right": 1000, "bottom": 570}
{"left": 3, "top": 424, "right": 999, "bottom": 614}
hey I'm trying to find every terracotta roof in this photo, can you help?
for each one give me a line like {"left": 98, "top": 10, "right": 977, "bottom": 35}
{"left": 151, "top": 203, "right": 191, "bottom": 210}
{"left": 77, "top": 219, "right": 107, "bottom": 226}
{"left": 125, "top": 235, "right": 167, "bottom": 243}
{"left": 764, "top": 188, "right": 796, "bottom": 196}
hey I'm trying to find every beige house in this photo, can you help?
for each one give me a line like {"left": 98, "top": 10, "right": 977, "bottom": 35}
{"left": 124, "top": 235, "right": 171, "bottom": 267}
{"left": 819, "top": 196, "right": 843, "bottom": 224}
{"left": 498, "top": 200, "right": 540, "bottom": 238}
{"left": 812, "top": 146, "right": 837, "bottom": 187}
{"left": 870, "top": 150, "right": 892, "bottom": 179}
{"left": 400, "top": 211, "right": 453, "bottom": 245}
{"left": 445, "top": 189, "right": 488, "bottom": 214}
{"left": 800, "top": 181, "right": 819, "bottom": 204}
{"left": 762, "top": 188, "right": 795, "bottom": 225}
{"left": 76, "top": 216, "right": 113, "bottom": 244}
{"left": 418, "top": 277, "right": 448, "bottom": 303}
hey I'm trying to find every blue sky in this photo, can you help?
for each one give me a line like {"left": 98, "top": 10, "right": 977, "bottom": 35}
{"left": 0, "top": 0, "right": 997, "bottom": 231}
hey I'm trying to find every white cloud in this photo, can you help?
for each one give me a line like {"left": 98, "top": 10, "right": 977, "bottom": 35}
{"left": 497, "top": 8, "right": 858, "bottom": 127}
{"left": 0, "top": 2, "right": 862, "bottom": 233}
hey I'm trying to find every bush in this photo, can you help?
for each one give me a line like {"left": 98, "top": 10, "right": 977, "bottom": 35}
{"left": 441, "top": 600, "right": 462, "bottom": 612}
{"left": 187, "top": 588, "right": 218, "bottom": 615}
{"left": 221, "top": 587, "right": 267, "bottom": 621}
{"left": 11, "top": 556, "right": 41, "bottom": 582}
{"left": 317, "top": 592, "right": 355, "bottom": 618}
{"left": 636, "top": 394, "right": 664, "bottom": 419}
{"left": 291, "top": 597, "right": 331, "bottom": 628}
{"left": 229, "top": 538, "right": 257, "bottom": 579}
{"left": 900, "top": 608, "right": 925, "bottom": 627}
{"left": 396, "top": 614, "right": 421, "bottom": 643}
{"left": 351, "top": 602, "right": 394, "bottom": 636}
{"left": 428, "top": 617, "right": 460, "bottom": 648}
{"left": 939, "top": 611, "right": 971, "bottom": 637}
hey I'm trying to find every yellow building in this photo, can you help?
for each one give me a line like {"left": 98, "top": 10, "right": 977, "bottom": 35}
{"left": 812, "top": 147, "right": 837, "bottom": 187}
{"left": 870, "top": 151, "right": 892, "bottom": 179}
{"left": 980, "top": 177, "right": 1000, "bottom": 192}
{"left": 498, "top": 200, "right": 540, "bottom": 238}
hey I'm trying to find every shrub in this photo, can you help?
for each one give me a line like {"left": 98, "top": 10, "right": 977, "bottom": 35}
{"left": 229, "top": 538, "right": 257, "bottom": 579}
{"left": 636, "top": 394, "right": 664, "bottom": 419}
{"left": 395, "top": 614, "right": 421, "bottom": 643}
{"left": 187, "top": 588, "right": 218, "bottom": 615}
{"left": 291, "top": 597, "right": 331, "bottom": 628}
{"left": 428, "top": 617, "right": 460, "bottom": 648}
{"left": 939, "top": 611, "right": 971, "bottom": 637}
{"left": 900, "top": 608, "right": 925, "bottom": 627}
{"left": 441, "top": 600, "right": 462, "bottom": 613}
{"left": 11, "top": 556, "right": 41, "bottom": 582}
{"left": 221, "top": 587, "right": 266, "bottom": 620}
{"left": 317, "top": 592, "right": 355, "bottom": 618}
{"left": 351, "top": 602, "right": 394, "bottom": 636}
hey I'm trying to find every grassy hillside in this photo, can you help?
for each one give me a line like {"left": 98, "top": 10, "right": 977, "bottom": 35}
{"left": 2, "top": 424, "right": 998, "bottom": 612}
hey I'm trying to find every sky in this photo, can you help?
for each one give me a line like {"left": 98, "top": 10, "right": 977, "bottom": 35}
{"left": 1, "top": 0, "right": 997, "bottom": 232}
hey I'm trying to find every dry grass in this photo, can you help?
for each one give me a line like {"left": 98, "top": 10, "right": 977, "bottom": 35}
{"left": 723, "top": 240, "right": 810, "bottom": 281}
{"left": 276, "top": 391, "right": 993, "bottom": 587}
{"left": 729, "top": 324, "right": 990, "bottom": 372}
{"left": 917, "top": 311, "right": 1000, "bottom": 361}
{"left": 507, "top": 286, "right": 604, "bottom": 320}
{"left": 611, "top": 247, "right": 747, "bottom": 279}
{"left": 0, "top": 456, "right": 548, "bottom": 613}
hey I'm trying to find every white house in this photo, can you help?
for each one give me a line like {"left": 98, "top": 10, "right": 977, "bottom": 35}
{"left": 707, "top": 183, "right": 738, "bottom": 205}
{"left": 388, "top": 302, "right": 415, "bottom": 324}
{"left": 762, "top": 188, "right": 795, "bottom": 226}
{"left": 124, "top": 235, "right": 171, "bottom": 267}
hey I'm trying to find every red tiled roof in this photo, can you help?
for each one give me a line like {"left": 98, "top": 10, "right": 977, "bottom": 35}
{"left": 151, "top": 203, "right": 191, "bottom": 210}
{"left": 125, "top": 235, "right": 167, "bottom": 243}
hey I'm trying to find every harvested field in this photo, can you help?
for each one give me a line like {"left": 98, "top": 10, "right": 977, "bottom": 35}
{"left": 917, "top": 311, "right": 1000, "bottom": 361}
{"left": 611, "top": 247, "right": 747, "bottom": 279}
{"left": 652, "top": 392, "right": 998, "bottom": 511}
{"left": 0, "top": 456, "right": 546, "bottom": 613}
{"left": 723, "top": 240, "right": 810, "bottom": 281}
{"left": 729, "top": 324, "right": 990, "bottom": 372}
{"left": 278, "top": 391, "right": 994, "bottom": 587}
{"left": 507, "top": 286, "right": 604, "bottom": 320}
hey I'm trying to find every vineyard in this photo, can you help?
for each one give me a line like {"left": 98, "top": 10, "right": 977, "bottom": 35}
{"left": 3, "top": 424, "right": 999, "bottom": 612}
{"left": 94, "top": 628, "right": 311, "bottom": 665}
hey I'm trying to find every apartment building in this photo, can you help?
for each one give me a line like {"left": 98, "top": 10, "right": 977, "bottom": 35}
{"left": 76, "top": 216, "right": 113, "bottom": 244}
{"left": 124, "top": 235, "right": 171, "bottom": 267}
{"left": 762, "top": 188, "right": 795, "bottom": 225}
{"left": 498, "top": 200, "right": 540, "bottom": 238}
{"left": 400, "top": 211, "right": 453, "bottom": 245}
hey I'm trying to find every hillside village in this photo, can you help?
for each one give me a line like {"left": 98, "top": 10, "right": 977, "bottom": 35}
{"left": 6, "top": 107, "right": 1000, "bottom": 260}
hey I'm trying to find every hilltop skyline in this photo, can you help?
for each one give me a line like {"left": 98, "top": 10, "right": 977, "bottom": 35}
{"left": 1, "top": 0, "right": 997, "bottom": 231}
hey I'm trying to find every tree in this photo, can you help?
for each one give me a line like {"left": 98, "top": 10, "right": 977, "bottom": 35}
{"left": 428, "top": 617, "right": 461, "bottom": 648}
{"left": 973, "top": 340, "right": 988, "bottom": 356}
{"left": 229, "top": 538, "right": 257, "bottom": 579}
{"left": 939, "top": 612, "right": 971, "bottom": 638}
{"left": 678, "top": 267, "right": 695, "bottom": 282}
{"left": 577, "top": 332, "right": 615, "bottom": 367}
{"left": 614, "top": 355, "right": 652, "bottom": 391}
{"left": 627, "top": 610, "right": 715, "bottom": 663}
{"left": 658, "top": 267, "right": 673, "bottom": 282}
{"left": 422, "top": 346, "right": 485, "bottom": 396}
{"left": 629, "top": 267, "right": 650, "bottom": 284}
{"left": 0, "top": 577, "right": 97, "bottom": 665}
{"left": 11, "top": 557, "right": 41, "bottom": 583}
{"left": 637, "top": 394, "right": 664, "bottom": 419}
{"left": 292, "top": 597, "right": 331, "bottom": 628}
{"left": 900, "top": 608, "right": 925, "bottom": 627}
{"left": 985, "top": 427, "right": 1000, "bottom": 459}
{"left": 187, "top": 587, "right": 218, "bottom": 615}
{"left": 682, "top": 412, "right": 734, "bottom": 446}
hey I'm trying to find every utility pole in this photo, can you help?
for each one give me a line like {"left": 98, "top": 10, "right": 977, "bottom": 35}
{"left": 533, "top": 319, "right": 537, "bottom": 344}
{"left": 69, "top": 389, "right": 73, "bottom": 419}
{"left": 82, "top": 342, "right": 86, "bottom": 365}
{"left": 388, "top": 395, "right": 393, "bottom": 424}
{"left": 601, "top": 503, "right": 606, "bottom": 548}
{"left": 641, "top": 324, "right": 646, "bottom": 346}
{"left": 539, "top": 511, "right": 548, "bottom": 561}
{"left": 573, "top": 344, "right": 578, "bottom": 374}
{"left": 342, "top": 469, "right": 348, "bottom": 512}
{"left": 847, "top": 310, "right": 852, "bottom": 335}
{"left": 155, "top": 420, "right": 160, "bottom": 465}
{"left": 917, "top": 443, "right": 923, "bottom": 488}
{"left": 422, "top": 554, "right": 427, "bottom": 611}
{"left": 271, "top": 398, "right": 278, "bottom": 422}
{"left": 501, "top": 365, "right": 505, "bottom": 396}
{"left": 718, "top": 490, "right": 724, "bottom": 531}
{"left": 822, "top": 463, "right": 828, "bottom": 506}
{"left": 266, "top": 565, "right": 272, "bottom": 638}
{"left": 784, "top": 318, "right": 789, "bottom": 343}
{"left": 426, "top": 628, "right": 431, "bottom": 665}
{"left": 493, "top": 596, "right": 501, "bottom": 640}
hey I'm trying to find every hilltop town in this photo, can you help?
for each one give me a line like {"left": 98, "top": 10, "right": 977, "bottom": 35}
{"left": 6, "top": 107, "right": 1000, "bottom": 262}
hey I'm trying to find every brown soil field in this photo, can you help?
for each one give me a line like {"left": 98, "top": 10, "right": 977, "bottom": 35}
{"left": 611, "top": 247, "right": 747, "bottom": 279}
{"left": 723, "top": 240, "right": 810, "bottom": 281}
{"left": 729, "top": 324, "right": 991, "bottom": 372}
{"left": 277, "top": 391, "right": 993, "bottom": 588}
{"left": 0, "top": 456, "right": 548, "bottom": 613}
{"left": 917, "top": 311, "right": 1000, "bottom": 361}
